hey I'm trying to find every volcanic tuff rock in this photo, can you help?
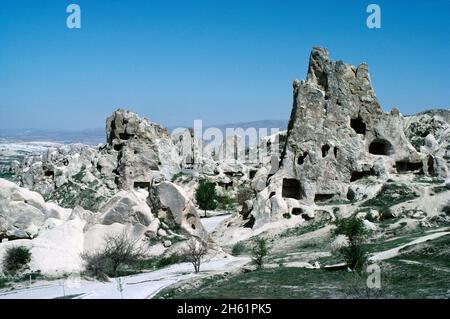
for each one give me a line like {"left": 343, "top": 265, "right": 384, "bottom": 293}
{"left": 237, "top": 47, "right": 448, "bottom": 229}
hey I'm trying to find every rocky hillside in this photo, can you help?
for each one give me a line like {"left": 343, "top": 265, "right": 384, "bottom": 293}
{"left": 0, "top": 47, "right": 448, "bottom": 286}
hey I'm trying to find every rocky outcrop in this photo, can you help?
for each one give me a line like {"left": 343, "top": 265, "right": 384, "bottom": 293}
{"left": 99, "top": 189, "right": 154, "bottom": 226}
{"left": 155, "top": 181, "right": 207, "bottom": 239}
{"left": 0, "top": 178, "right": 72, "bottom": 239}
{"left": 239, "top": 47, "right": 443, "bottom": 229}
{"left": 104, "top": 109, "right": 182, "bottom": 190}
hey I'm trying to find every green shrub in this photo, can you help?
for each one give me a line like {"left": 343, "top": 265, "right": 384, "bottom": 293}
{"left": 0, "top": 276, "right": 8, "bottom": 288}
{"left": 2, "top": 246, "right": 32, "bottom": 275}
{"left": 231, "top": 242, "right": 246, "bottom": 256}
{"left": 236, "top": 185, "right": 254, "bottom": 206}
{"left": 361, "top": 183, "right": 419, "bottom": 208}
{"left": 333, "top": 217, "right": 369, "bottom": 270}
{"left": 251, "top": 238, "right": 269, "bottom": 268}
{"left": 216, "top": 194, "right": 235, "bottom": 210}
{"left": 282, "top": 212, "right": 291, "bottom": 219}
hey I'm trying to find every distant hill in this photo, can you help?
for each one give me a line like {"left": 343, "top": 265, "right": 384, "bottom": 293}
{"left": 0, "top": 120, "right": 288, "bottom": 145}
{"left": 0, "top": 128, "right": 105, "bottom": 145}
{"left": 415, "top": 108, "right": 450, "bottom": 123}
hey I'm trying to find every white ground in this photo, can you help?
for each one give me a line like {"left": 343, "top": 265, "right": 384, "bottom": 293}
{"left": 0, "top": 213, "right": 246, "bottom": 299}
{"left": 0, "top": 256, "right": 249, "bottom": 299}
{"left": 201, "top": 214, "right": 231, "bottom": 233}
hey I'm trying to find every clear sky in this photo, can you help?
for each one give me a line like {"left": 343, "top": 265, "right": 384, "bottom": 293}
{"left": 0, "top": 0, "right": 449, "bottom": 130}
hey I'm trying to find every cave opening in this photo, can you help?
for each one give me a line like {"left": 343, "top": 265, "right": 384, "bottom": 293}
{"left": 243, "top": 215, "right": 255, "bottom": 228}
{"left": 369, "top": 139, "right": 394, "bottom": 156}
{"left": 322, "top": 145, "right": 331, "bottom": 158}
{"left": 119, "top": 132, "right": 134, "bottom": 140}
{"left": 333, "top": 147, "right": 338, "bottom": 158}
{"left": 249, "top": 170, "right": 257, "bottom": 179}
{"left": 113, "top": 144, "right": 124, "bottom": 152}
{"left": 44, "top": 170, "right": 54, "bottom": 177}
{"left": 282, "top": 178, "right": 303, "bottom": 200}
{"left": 427, "top": 156, "right": 435, "bottom": 175}
{"left": 350, "top": 170, "right": 374, "bottom": 182}
{"left": 351, "top": 117, "right": 367, "bottom": 135}
{"left": 291, "top": 207, "right": 303, "bottom": 216}
{"left": 396, "top": 161, "right": 423, "bottom": 174}
{"left": 134, "top": 182, "right": 150, "bottom": 190}
{"left": 297, "top": 152, "right": 308, "bottom": 165}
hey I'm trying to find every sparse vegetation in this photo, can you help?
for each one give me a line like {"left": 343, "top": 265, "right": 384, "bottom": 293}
{"left": 251, "top": 238, "right": 269, "bottom": 268}
{"left": 81, "top": 232, "right": 147, "bottom": 280}
{"left": 333, "top": 217, "right": 369, "bottom": 270}
{"left": 185, "top": 238, "right": 208, "bottom": 273}
{"left": 361, "top": 183, "right": 419, "bottom": 211}
{"left": 236, "top": 185, "right": 254, "bottom": 207}
{"left": 2, "top": 246, "right": 32, "bottom": 275}
{"left": 231, "top": 242, "right": 246, "bottom": 256}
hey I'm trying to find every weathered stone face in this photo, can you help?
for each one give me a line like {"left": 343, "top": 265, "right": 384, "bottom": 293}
{"left": 105, "top": 109, "right": 181, "bottom": 190}
{"left": 249, "top": 47, "right": 427, "bottom": 228}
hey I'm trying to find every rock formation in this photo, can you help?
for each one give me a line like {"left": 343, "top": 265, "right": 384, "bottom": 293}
{"left": 226, "top": 47, "right": 449, "bottom": 230}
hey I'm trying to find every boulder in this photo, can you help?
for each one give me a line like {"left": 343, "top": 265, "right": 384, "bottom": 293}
{"left": 99, "top": 189, "right": 154, "bottom": 226}
{"left": 156, "top": 182, "right": 207, "bottom": 238}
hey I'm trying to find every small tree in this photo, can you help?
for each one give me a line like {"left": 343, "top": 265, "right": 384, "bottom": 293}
{"left": 251, "top": 238, "right": 269, "bottom": 268}
{"left": 333, "top": 216, "right": 369, "bottom": 271}
{"left": 195, "top": 180, "right": 217, "bottom": 217}
{"left": 185, "top": 238, "right": 208, "bottom": 273}
{"left": 2, "top": 246, "right": 32, "bottom": 275}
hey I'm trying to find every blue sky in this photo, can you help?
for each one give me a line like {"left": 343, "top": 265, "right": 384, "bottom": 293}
{"left": 0, "top": 0, "right": 449, "bottom": 130}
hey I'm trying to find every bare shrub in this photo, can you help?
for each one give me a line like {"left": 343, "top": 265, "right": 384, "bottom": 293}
{"left": 185, "top": 238, "right": 208, "bottom": 273}
{"left": 81, "top": 231, "right": 147, "bottom": 279}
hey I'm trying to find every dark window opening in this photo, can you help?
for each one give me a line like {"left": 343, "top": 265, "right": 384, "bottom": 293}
{"left": 427, "top": 156, "right": 435, "bottom": 175}
{"left": 243, "top": 215, "right": 255, "bottom": 228}
{"left": 350, "top": 170, "right": 373, "bottom": 182}
{"left": 347, "top": 188, "right": 356, "bottom": 201}
{"left": 396, "top": 161, "right": 423, "bottom": 174}
{"left": 218, "top": 181, "right": 233, "bottom": 190}
{"left": 291, "top": 207, "right": 303, "bottom": 216}
{"left": 44, "top": 170, "right": 54, "bottom": 177}
{"left": 301, "top": 213, "right": 313, "bottom": 221}
{"left": 191, "top": 224, "right": 196, "bottom": 230}
{"left": 314, "top": 193, "right": 335, "bottom": 203}
{"left": 134, "top": 182, "right": 150, "bottom": 190}
{"left": 249, "top": 170, "right": 257, "bottom": 179}
{"left": 269, "top": 192, "right": 276, "bottom": 198}
{"left": 113, "top": 144, "right": 124, "bottom": 152}
{"left": 443, "top": 205, "right": 450, "bottom": 216}
{"left": 322, "top": 145, "right": 331, "bottom": 158}
{"left": 282, "top": 179, "right": 302, "bottom": 200}
{"left": 369, "top": 139, "right": 394, "bottom": 156}
{"left": 351, "top": 117, "right": 367, "bottom": 135}
{"left": 224, "top": 172, "right": 236, "bottom": 177}
{"left": 119, "top": 132, "right": 134, "bottom": 140}
{"left": 297, "top": 152, "right": 308, "bottom": 165}
{"left": 62, "top": 158, "right": 69, "bottom": 166}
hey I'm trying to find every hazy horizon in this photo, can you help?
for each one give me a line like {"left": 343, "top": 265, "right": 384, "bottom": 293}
{"left": 1, "top": 0, "right": 449, "bottom": 130}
